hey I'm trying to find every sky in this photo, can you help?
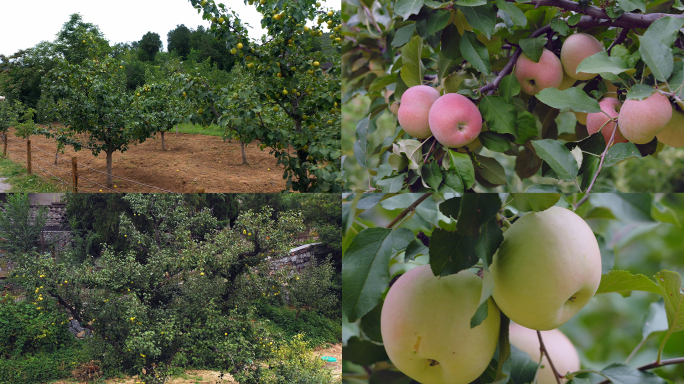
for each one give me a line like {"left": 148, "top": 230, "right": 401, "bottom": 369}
{"left": 0, "top": 0, "right": 342, "bottom": 57}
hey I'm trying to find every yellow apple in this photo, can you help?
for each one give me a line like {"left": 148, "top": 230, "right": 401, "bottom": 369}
{"left": 490, "top": 206, "right": 602, "bottom": 330}
{"left": 656, "top": 106, "right": 684, "bottom": 147}
{"left": 381, "top": 265, "right": 500, "bottom": 384}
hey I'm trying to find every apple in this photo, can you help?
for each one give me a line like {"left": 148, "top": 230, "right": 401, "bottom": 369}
{"left": 586, "top": 97, "right": 628, "bottom": 145}
{"left": 385, "top": 89, "right": 399, "bottom": 115}
{"left": 428, "top": 93, "right": 482, "bottom": 147}
{"left": 604, "top": 79, "right": 618, "bottom": 98}
{"left": 560, "top": 33, "right": 604, "bottom": 80}
{"left": 381, "top": 265, "right": 500, "bottom": 384}
{"left": 574, "top": 112, "right": 587, "bottom": 125}
{"left": 509, "top": 323, "right": 581, "bottom": 384}
{"left": 397, "top": 85, "right": 440, "bottom": 139}
{"left": 489, "top": 206, "right": 602, "bottom": 330}
{"left": 618, "top": 92, "right": 672, "bottom": 144}
{"left": 557, "top": 72, "right": 576, "bottom": 91}
{"left": 513, "top": 49, "right": 564, "bottom": 95}
{"left": 656, "top": 106, "right": 684, "bottom": 147}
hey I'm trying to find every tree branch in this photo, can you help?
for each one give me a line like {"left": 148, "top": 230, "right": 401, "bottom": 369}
{"left": 385, "top": 193, "right": 431, "bottom": 229}
{"left": 506, "top": 0, "right": 682, "bottom": 29}
{"left": 537, "top": 330, "right": 563, "bottom": 384}
{"left": 479, "top": 25, "right": 551, "bottom": 94}
{"left": 607, "top": 28, "right": 630, "bottom": 55}
{"left": 574, "top": 120, "right": 617, "bottom": 209}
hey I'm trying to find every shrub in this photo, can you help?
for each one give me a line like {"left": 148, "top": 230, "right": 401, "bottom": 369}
{"left": 256, "top": 303, "right": 341, "bottom": 347}
{"left": 262, "top": 334, "right": 335, "bottom": 384}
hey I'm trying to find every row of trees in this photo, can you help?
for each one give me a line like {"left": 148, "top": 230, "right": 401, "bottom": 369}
{"left": 0, "top": 193, "right": 341, "bottom": 383}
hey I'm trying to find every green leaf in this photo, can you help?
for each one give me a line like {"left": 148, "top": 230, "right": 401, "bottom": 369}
{"left": 550, "top": 18, "right": 570, "bottom": 35}
{"left": 456, "top": 194, "right": 501, "bottom": 238}
{"left": 495, "top": 0, "right": 527, "bottom": 26}
{"left": 460, "top": 4, "right": 496, "bottom": 39}
{"left": 368, "top": 370, "right": 413, "bottom": 384}
{"left": 576, "top": 51, "right": 630, "bottom": 76}
{"left": 357, "top": 194, "right": 386, "bottom": 210}
{"left": 526, "top": 184, "right": 563, "bottom": 193}
{"left": 369, "top": 73, "right": 399, "bottom": 93}
{"left": 393, "top": 139, "right": 422, "bottom": 171}
{"left": 577, "top": 133, "right": 606, "bottom": 191}
{"left": 475, "top": 218, "right": 503, "bottom": 269}
{"left": 470, "top": 300, "right": 489, "bottom": 328}
{"left": 439, "top": 196, "right": 461, "bottom": 219}
{"left": 443, "top": 149, "right": 476, "bottom": 190}
{"left": 479, "top": 96, "right": 516, "bottom": 135}
{"left": 498, "top": 74, "right": 520, "bottom": 103}
{"left": 429, "top": 229, "right": 478, "bottom": 276}
{"left": 603, "top": 142, "right": 642, "bottom": 167}
{"left": 626, "top": 84, "right": 656, "bottom": 101}
{"left": 600, "top": 363, "right": 668, "bottom": 384}
{"left": 535, "top": 87, "right": 602, "bottom": 113}
{"left": 342, "top": 336, "right": 389, "bottom": 365}
{"left": 354, "top": 116, "right": 371, "bottom": 169}
{"left": 639, "top": 35, "right": 673, "bottom": 82}
{"left": 617, "top": 0, "right": 646, "bottom": 13}
{"left": 592, "top": 193, "right": 654, "bottom": 222}
{"left": 455, "top": 0, "right": 487, "bottom": 6}
{"left": 510, "top": 193, "right": 561, "bottom": 212}
{"left": 388, "top": 153, "right": 409, "bottom": 171}
{"left": 401, "top": 36, "right": 425, "bottom": 87}
{"left": 479, "top": 131, "right": 512, "bottom": 152}
{"left": 519, "top": 36, "right": 547, "bottom": 63}
{"left": 474, "top": 153, "right": 507, "bottom": 185}
{"left": 567, "top": 13, "right": 581, "bottom": 25}
{"left": 422, "top": 161, "right": 443, "bottom": 191}
{"left": 394, "top": 0, "right": 425, "bottom": 20}
{"left": 376, "top": 175, "right": 405, "bottom": 193}
{"left": 342, "top": 228, "right": 394, "bottom": 322}
{"left": 391, "top": 24, "right": 417, "bottom": 48}
{"left": 654, "top": 270, "right": 684, "bottom": 333}
{"left": 515, "top": 110, "right": 538, "bottom": 144}
{"left": 426, "top": 10, "right": 451, "bottom": 36}
{"left": 360, "top": 302, "right": 384, "bottom": 343}
{"left": 440, "top": 24, "right": 462, "bottom": 61}
{"left": 596, "top": 270, "right": 662, "bottom": 297}
{"left": 644, "top": 16, "right": 684, "bottom": 48}
{"left": 531, "top": 139, "right": 579, "bottom": 181}
{"left": 460, "top": 31, "right": 491, "bottom": 74}
{"left": 405, "top": 239, "right": 429, "bottom": 261}
{"left": 642, "top": 301, "right": 669, "bottom": 341}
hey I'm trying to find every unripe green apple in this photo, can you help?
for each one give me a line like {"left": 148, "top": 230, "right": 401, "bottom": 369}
{"left": 514, "top": 49, "right": 564, "bottom": 95}
{"left": 428, "top": 93, "right": 482, "bottom": 147}
{"left": 490, "top": 206, "right": 601, "bottom": 330}
{"left": 656, "top": 106, "right": 684, "bottom": 147}
{"left": 381, "top": 265, "right": 500, "bottom": 384}
{"left": 574, "top": 112, "right": 587, "bottom": 125}
{"left": 508, "top": 323, "right": 581, "bottom": 384}
{"left": 561, "top": 33, "right": 604, "bottom": 80}
{"left": 586, "top": 97, "right": 628, "bottom": 145}
{"left": 397, "top": 85, "right": 440, "bottom": 139}
{"left": 618, "top": 92, "right": 672, "bottom": 144}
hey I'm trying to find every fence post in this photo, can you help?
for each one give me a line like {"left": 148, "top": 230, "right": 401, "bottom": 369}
{"left": 72, "top": 157, "right": 78, "bottom": 193}
{"left": 26, "top": 140, "right": 32, "bottom": 174}
{"left": 197, "top": 188, "right": 205, "bottom": 193}
{"left": 2, "top": 135, "right": 6, "bottom": 157}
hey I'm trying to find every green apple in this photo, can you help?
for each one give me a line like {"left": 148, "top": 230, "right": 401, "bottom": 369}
{"left": 490, "top": 206, "right": 601, "bottom": 330}
{"left": 509, "top": 323, "right": 581, "bottom": 384}
{"left": 656, "top": 106, "right": 684, "bottom": 147}
{"left": 381, "top": 265, "right": 500, "bottom": 384}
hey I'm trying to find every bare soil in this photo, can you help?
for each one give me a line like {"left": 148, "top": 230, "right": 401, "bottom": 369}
{"left": 3, "top": 127, "right": 287, "bottom": 193}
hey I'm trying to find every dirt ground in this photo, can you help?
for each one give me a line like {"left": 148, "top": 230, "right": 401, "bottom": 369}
{"left": 3, "top": 127, "right": 287, "bottom": 193}
{"left": 50, "top": 344, "right": 342, "bottom": 384}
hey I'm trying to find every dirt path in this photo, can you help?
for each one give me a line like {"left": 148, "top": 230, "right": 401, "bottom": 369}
{"left": 3, "top": 127, "right": 288, "bottom": 193}
{"left": 0, "top": 177, "right": 10, "bottom": 192}
{"left": 314, "top": 343, "right": 343, "bottom": 380}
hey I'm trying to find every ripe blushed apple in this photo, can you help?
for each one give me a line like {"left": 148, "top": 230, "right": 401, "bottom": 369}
{"left": 656, "top": 106, "right": 684, "bottom": 147}
{"left": 513, "top": 49, "right": 564, "bottom": 95}
{"left": 489, "top": 206, "right": 602, "bottom": 331}
{"left": 381, "top": 265, "right": 500, "bottom": 384}
{"left": 561, "top": 33, "right": 604, "bottom": 80}
{"left": 428, "top": 93, "right": 482, "bottom": 147}
{"left": 398, "top": 85, "right": 441, "bottom": 139}
{"left": 509, "top": 323, "right": 581, "bottom": 384}
{"left": 618, "top": 92, "right": 673, "bottom": 144}
{"left": 586, "top": 98, "right": 628, "bottom": 145}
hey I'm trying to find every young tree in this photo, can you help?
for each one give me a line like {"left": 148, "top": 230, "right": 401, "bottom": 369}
{"left": 132, "top": 76, "right": 188, "bottom": 151}
{"left": 0, "top": 98, "right": 21, "bottom": 156}
{"left": 0, "top": 193, "right": 48, "bottom": 259}
{"left": 343, "top": 0, "right": 684, "bottom": 193}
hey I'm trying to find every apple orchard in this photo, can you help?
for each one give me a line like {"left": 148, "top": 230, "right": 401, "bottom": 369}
{"left": 342, "top": 193, "right": 684, "bottom": 384}
{"left": 342, "top": 0, "right": 684, "bottom": 193}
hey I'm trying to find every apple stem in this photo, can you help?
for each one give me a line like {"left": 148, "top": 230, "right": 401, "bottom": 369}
{"left": 385, "top": 193, "right": 431, "bottom": 229}
{"left": 573, "top": 121, "right": 617, "bottom": 209}
{"left": 537, "top": 330, "right": 563, "bottom": 384}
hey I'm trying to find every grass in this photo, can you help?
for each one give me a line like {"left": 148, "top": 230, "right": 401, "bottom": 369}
{"left": 0, "top": 156, "right": 68, "bottom": 192}
{"left": 173, "top": 123, "right": 225, "bottom": 137}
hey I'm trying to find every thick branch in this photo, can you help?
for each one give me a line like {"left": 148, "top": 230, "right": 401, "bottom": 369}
{"left": 479, "top": 25, "right": 551, "bottom": 94}
{"left": 506, "top": 0, "right": 682, "bottom": 29}
{"left": 596, "top": 357, "right": 684, "bottom": 384}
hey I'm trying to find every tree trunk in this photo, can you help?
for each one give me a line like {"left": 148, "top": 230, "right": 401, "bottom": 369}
{"left": 161, "top": 131, "right": 166, "bottom": 151}
{"left": 106, "top": 151, "right": 113, "bottom": 188}
{"left": 2, "top": 134, "right": 6, "bottom": 157}
{"left": 241, "top": 141, "right": 248, "bottom": 165}
{"left": 54, "top": 148, "right": 59, "bottom": 165}
{"left": 295, "top": 308, "right": 302, "bottom": 321}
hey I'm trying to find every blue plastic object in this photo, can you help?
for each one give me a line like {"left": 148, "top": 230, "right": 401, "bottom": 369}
{"left": 321, "top": 356, "right": 338, "bottom": 362}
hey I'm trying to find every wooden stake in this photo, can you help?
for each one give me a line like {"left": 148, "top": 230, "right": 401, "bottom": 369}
{"left": 26, "top": 140, "right": 32, "bottom": 174}
{"left": 72, "top": 157, "right": 78, "bottom": 193}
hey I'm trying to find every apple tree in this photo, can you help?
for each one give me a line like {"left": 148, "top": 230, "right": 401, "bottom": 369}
{"left": 7, "top": 194, "right": 307, "bottom": 384}
{"left": 184, "top": 0, "right": 342, "bottom": 192}
{"left": 0, "top": 98, "right": 22, "bottom": 157}
{"left": 42, "top": 35, "right": 157, "bottom": 188}
{"left": 132, "top": 76, "right": 188, "bottom": 151}
{"left": 342, "top": 192, "right": 684, "bottom": 383}
{"left": 342, "top": 0, "right": 684, "bottom": 193}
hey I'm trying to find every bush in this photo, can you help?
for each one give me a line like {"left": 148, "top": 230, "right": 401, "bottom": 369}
{"left": 0, "top": 346, "right": 89, "bottom": 384}
{"left": 257, "top": 303, "right": 341, "bottom": 347}
{"left": 262, "top": 334, "right": 335, "bottom": 384}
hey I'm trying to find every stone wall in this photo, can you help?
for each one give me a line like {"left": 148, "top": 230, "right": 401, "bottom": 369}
{"left": 270, "top": 243, "right": 326, "bottom": 272}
